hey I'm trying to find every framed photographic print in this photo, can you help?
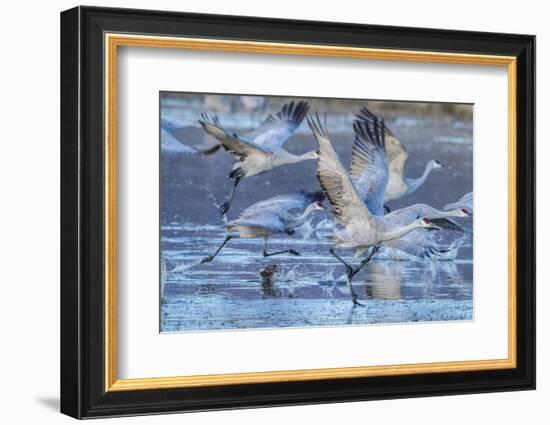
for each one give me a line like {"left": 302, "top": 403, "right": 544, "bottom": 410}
{"left": 60, "top": 6, "right": 535, "bottom": 419}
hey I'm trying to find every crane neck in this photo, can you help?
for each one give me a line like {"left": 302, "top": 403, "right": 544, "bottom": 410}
{"left": 383, "top": 221, "right": 422, "bottom": 241}
{"left": 414, "top": 204, "right": 448, "bottom": 219}
{"left": 286, "top": 150, "right": 318, "bottom": 164}
{"left": 407, "top": 161, "right": 435, "bottom": 194}
{"left": 418, "top": 204, "right": 464, "bottom": 219}
{"left": 289, "top": 204, "right": 318, "bottom": 228}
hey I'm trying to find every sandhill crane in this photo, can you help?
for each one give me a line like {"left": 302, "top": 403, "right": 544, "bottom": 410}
{"left": 444, "top": 191, "right": 473, "bottom": 215}
{"left": 354, "top": 107, "right": 443, "bottom": 210}
{"left": 200, "top": 192, "right": 324, "bottom": 264}
{"left": 199, "top": 101, "right": 318, "bottom": 216}
{"left": 349, "top": 109, "right": 471, "bottom": 258}
{"left": 308, "top": 114, "right": 440, "bottom": 306}
{"left": 161, "top": 117, "right": 221, "bottom": 155}
{"left": 385, "top": 203, "right": 471, "bottom": 233}
{"left": 382, "top": 205, "right": 470, "bottom": 258}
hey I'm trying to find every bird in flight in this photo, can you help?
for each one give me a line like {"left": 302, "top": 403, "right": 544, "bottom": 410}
{"left": 354, "top": 107, "right": 444, "bottom": 211}
{"left": 199, "top": 101, "right": 318, "bottom": 216}
{"left": 200, "top": 191, "right": 324, "bottom": 264}
{"left": 309, "top": 113, "right": 440, "bottom": 306}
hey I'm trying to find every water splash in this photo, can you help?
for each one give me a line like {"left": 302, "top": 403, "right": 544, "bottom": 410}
{"left": 294, "top": 217, "right": 317, "bottom": 241}
{"left": 315, "top": 217, "right": 337, "bottom": 231}
{"left": 275, "top": 264, "right": 302, "bottom": 283}
{"left": 170, "top": 261, "right": 202, "bottom": 273}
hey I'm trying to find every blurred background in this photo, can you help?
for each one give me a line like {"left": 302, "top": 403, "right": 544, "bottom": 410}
{"left": 160, "top": 93, "right": 473, "bottom": 224}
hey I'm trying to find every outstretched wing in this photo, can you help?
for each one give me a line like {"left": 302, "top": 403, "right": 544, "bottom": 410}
{"left": 240, "top": 191, "right": 323, "bottom": 217}
{"left": 430, "top": 218, "right": 464, "bottom": 232}
{"left": 247, "top": 101, "right": 310, "bottom": 149}
{"left": 349, "top": 114, "right": 389, "bottom": 216}
{"left": 385, "top": 230, "right": 446, "bottom": 259}
{"left": 228, "top": 212, "right": 286, "bottom": 234}
{"left": 386, "top": 203, "right": 465, "bottom": 232}
{"left": 161, "top": 117, "right": 187, "bottom": 133}
{"left": 355, "top": 107, "right": 408, "bottom": 163}
{"left": 444, "top": 191, "right": 473, "bottom": 213}
{"left": 199, "top": 113, "right": 270, "bottom": 161}
{"left": 161, "top": 129, "right": 197, "bottom": 154}
{"left": 308, "top": 114, "right": 374, "bottom": 228}
{"left": 355, "top": 107, "right": 409, "bottom": 186}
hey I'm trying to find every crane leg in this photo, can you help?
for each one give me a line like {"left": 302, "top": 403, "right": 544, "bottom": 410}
{"left": 219, "top": 176, "right": 241, "bottom": 216}
{"left": 329, "top": 248, "right": 363, "bottom": 307}
{"left": 352, "top": 243, "right": 382, "bottom": 277}
{"left": 263, "top": 237, "right": 301, "bottom": 257}
{"left": 329, "top": 248, "right": 353, "bottom": 275}
{"left": 200, "top": 235, "right": 233, "bottom": 264}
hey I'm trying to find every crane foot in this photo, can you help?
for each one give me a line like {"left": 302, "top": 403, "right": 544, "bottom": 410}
{"left": 352, "top": 295, "right": 365, "bottom": 307}
{"left": 199, "top": 255, "right": 213, "bottom": 264}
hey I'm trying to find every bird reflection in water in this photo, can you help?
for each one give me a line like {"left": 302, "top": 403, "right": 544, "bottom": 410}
{"left": 363, "top": 262, "right": 404, "bottom": 300}
{"left": 360, "top": 260, "right": 461, "bottom": 300}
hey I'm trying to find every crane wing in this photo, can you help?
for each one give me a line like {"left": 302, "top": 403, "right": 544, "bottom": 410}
{"left": 385, "top": 203, "right": 434, "bottom": 224}
{"left": 230, "top": 212, "right": 286, "bottom": 234}
{"left": 430, "top": 218, "right": 465, "bottom": 232}
{"left": 199, "top": 113, "right": 270, "bottom": 161}
{"left": 348, "top": 115, "right": 389, "bottom": 216}
{"left": 384, "top": 230, "right": 445, "bottom": 259}
{"left": 385, "top": 203, "right": 465, "bottom": 232}
{"left": 240, "top": 191, "right": 323, "bottom": 217}
{"left": 355, "top": 107, "right": 409, "bottom": 188}
{"left": 308, "top": 114, "right": 374, "bottom": 228}
{"left": 246, "top": 101, "right": 310, "bottom": 149}
{"left": 161, "top": 129, "right": 197, "bottom": 154}
{"left": 382, "top": 209, "right": 440, "bottom": 258}
{"left": 161, "top": 117, "right": 187, "bottom": 133}
{"left": 444, "top": 191, "right": 473, "bottom": 213}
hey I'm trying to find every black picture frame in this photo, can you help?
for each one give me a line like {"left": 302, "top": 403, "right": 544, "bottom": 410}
{"left": 61, "top": 5, "right": 535, "bottom": 419}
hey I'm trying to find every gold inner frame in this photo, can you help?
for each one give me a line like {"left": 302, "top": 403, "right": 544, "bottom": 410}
{"left": 104, "top": 33, "right": 517, "bottom": 392}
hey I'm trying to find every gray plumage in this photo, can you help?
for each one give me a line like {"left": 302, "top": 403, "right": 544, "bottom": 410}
{"left": 349, "top": 118, "right": 389, "bottom": 217}
{"left": 161, "top": 118, "right": 197, "bottom": 154}
{"left": 348, "top": 110, "right": 470, "bottom": 258}
{"left": 226, "top": 192, "right": 323, "bottom": 237}
{"left": 199, "top": 101, "right": 318, "bottom": 216}
{"left": 308, "top": 113, "right": 439, "bottom": 305}
{"left": 245, "top": 101, "right": 311, "bottom": 149}
{"left": 444, "top": 192, "right": 473, "bottom": 215}
{"left": 354, "top": 107, "right": 443, "bottom": 205}
{"left": 161, "top": 117, "right": 220, "bottom": 155}
{"left": 200, "top": 192, "right": 324, "bottom": 263}
{"left": 386, "top": 203, "right": 470, "bottom": 231}
{"left": 383, "top": 204, "right": 471, "bottom": 258}
{"left": 234, "top": 191, "right": 324, "bottom": 219}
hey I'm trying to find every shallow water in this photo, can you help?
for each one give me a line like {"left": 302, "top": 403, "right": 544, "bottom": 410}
{"left": 160, "top": 98, "right": 473, "bottom": 333}
{"left": 161, "top": 223, "right": 473, "bottom": 332}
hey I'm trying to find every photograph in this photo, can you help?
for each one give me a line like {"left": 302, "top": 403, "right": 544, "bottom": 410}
{"left": 57, "top": 4, "right": 536, "bottom": 419}
{"left": 159, "top": 93, "right": 474, "bottom": 332}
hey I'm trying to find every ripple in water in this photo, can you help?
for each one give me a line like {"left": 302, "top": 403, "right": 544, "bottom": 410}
{"left": 161, "top": 225, "right": 473, "bottom": 332}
